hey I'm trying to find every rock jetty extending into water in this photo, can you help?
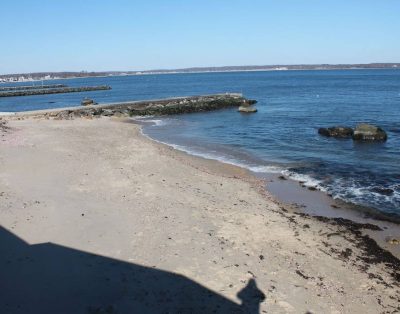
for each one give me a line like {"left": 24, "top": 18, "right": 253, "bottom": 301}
{"left": 5, "top": 94, "right": 251, "bottom": 120}
{"left": 0, "top": 85, "right": 111, "bottom": 98}
{"left": 0, "top": 84, "right": 67, "bottom": 91}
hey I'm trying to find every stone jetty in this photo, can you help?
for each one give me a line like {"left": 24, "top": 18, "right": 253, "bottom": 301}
{"left": 4, "top": 94, "right": 251, "bottom": 120}
{"left": 0, "top": 86, "right": 111, "bottom": 98}
{"left": 0, "top": 84, "right": 67, "bottom": 91}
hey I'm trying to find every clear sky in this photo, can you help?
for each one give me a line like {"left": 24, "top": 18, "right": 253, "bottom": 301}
{"left": 1, "top": 0, "right": 399, "bottom": 74}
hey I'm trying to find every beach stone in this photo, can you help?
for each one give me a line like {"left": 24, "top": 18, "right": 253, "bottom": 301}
{"left": 55, "top": 111, "right": 72, "bottom": 120}
{"left": 352, "top": 123, "right": 387, "bottom": 141}
{"left": 0, "top": 120, "right": 8, "bottom": 131}
{"left": 238, "top": 106, "right": 257, "bottom": 113}
{"left": 318, "top": 126, "right": 353, "bottom": 138}
{"left": 81, "top": 98, "right": 97, "bottom": 106}
{"left": 386, "top": 237, "right": 400, "bottom": 245}
{"left": 102, "top": 109, "right": 114, "bottom": 116}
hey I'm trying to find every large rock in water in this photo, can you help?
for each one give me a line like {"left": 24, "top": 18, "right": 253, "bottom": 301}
{"left": 318, "top": 126, "right": 354, "bottom": 138}
{"left": 238, "top": 105, "right": 257, "bottom": 113}
{"left": 352, "top": 124, "right": 387, "bottom": 141}
{"left": 81, "top": 98, "right": 97, "bottom": 106}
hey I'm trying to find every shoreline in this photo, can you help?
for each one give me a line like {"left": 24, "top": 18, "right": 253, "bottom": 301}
{"left": 133, "top": 118, "right": 400, "bottom": 259}
{"left": 1, "top": 117, "right": 399, "bottom": 312}
{"left": 133, "top": 115, "right": 400, "bottom": 224}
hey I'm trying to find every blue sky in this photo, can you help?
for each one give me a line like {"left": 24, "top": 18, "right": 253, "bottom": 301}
{"left": 1, "top": 0, "right": 399, "bottom": 74}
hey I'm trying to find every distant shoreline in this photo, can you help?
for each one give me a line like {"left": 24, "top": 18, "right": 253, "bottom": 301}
{"left": 1, "top": 63, "right": 399, "bottom": 84}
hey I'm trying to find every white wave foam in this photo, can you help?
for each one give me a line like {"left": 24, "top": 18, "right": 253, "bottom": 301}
{"left": 248, "top": 165, "right": 284, "bottom": 174}
{"left": 139, "top": 125, "right": 400, "bottom": 214}
{"left": 130, "top": 116, "right": 168, "bottom": 126}
{"left": 281, "top": 169, "right": 325, "bottom": 190}
{"left": 323, "top": 178, "right": 400, "bottom": 213}
{"left": 0, "top": 112, "right": 15, "bottom": 116}
{"left": 140, "top": 128, "right": 285, "bottom": 174}
{"left": 147, "top": 119, "right": 167, "bottom": 126}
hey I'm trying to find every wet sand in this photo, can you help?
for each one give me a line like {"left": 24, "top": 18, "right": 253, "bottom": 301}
{"left": 265, "top": 173, "right": 400, "bottom": 259}
{"left": 0, "top": 117, "right": 399, "bottom": 313}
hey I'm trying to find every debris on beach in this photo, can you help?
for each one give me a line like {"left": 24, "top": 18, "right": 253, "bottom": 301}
{"left": 386, "top": 237, "right": 399, "bottom": 245}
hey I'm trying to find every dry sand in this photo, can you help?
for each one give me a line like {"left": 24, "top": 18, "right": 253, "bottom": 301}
{"left": 0, "top": 117, "right": 399, "bottom": 314}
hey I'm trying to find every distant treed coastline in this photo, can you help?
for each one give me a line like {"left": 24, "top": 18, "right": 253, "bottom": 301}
{"left": 0, "top": 63, "right": 399, "bottom": 83}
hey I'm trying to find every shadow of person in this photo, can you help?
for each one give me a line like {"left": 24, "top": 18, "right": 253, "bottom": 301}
{"left": 0, "top": 226, "right": 265, "bottom": 314}
{"left": 237, "top": 279, "right": 266, "bottom": 314}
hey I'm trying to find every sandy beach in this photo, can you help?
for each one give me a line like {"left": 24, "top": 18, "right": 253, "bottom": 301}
{"left": 1, "top": 117, "right": 399, "bottom": 313}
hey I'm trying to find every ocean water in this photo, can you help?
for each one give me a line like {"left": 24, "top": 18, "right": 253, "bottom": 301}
{"left": 1, "top": 70, "right": 400, "bottom": 217}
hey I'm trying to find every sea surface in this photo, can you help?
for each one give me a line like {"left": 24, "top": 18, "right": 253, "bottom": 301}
{"left": 1, "top": 70, "right": 400, "bottom": 217}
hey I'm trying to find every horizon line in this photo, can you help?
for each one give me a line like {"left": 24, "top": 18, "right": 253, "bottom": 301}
{"left": 1, "top": 62, "right": 399, "bottom": 77}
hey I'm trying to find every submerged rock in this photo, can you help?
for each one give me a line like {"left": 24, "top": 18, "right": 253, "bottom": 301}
{"left": 238, "top": 106, "right": 257, "bottom": 113}
{"left": 371, "top": 187, "right": 394, "bottom": 196}
{"left": 318, "top": 126, "right": 353, "bottom": 138}
{"left": 352, "top": 124, "right": 387, "bottom": 142}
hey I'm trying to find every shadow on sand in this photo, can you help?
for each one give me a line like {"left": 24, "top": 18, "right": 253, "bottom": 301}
{"left": 0, "top": 226, "right": 265, "bottom": 313}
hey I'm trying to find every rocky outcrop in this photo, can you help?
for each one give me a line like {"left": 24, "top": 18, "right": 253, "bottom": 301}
{"left": 9, "top": 94, "right": 251, "bottom": 120}
{"left": 352, "top": 124, "right": 388, "bottom": 142}
{"left": 318, "top": 127, "right": 354, "bottom": 138}
{"left": 318, "top": 124, "right": 388, "bottom": 142}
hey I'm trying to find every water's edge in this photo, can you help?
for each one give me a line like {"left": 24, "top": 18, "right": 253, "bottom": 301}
{"left": 136, "top": 116, "right": 400, "bottom": 224}
{"left": 133, "top": 118, "right": 400, "bottom": 224}
{"left": 128, "top": 118, "right": 400, "bottom": 258}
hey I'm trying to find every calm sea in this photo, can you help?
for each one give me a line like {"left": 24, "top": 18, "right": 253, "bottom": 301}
{"left": 1, "top": 70, "right": 399, "bottom": 217}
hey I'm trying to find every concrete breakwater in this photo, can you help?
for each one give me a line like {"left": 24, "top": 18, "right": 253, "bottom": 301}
{"left": 0, "top": 84, "right": 67, "bottom": 91}
{"left": 7, "top": 94, "right": 250, "bottom": 119}
{"left": 0, "top": 85, "right": 111, "bottom": 98}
